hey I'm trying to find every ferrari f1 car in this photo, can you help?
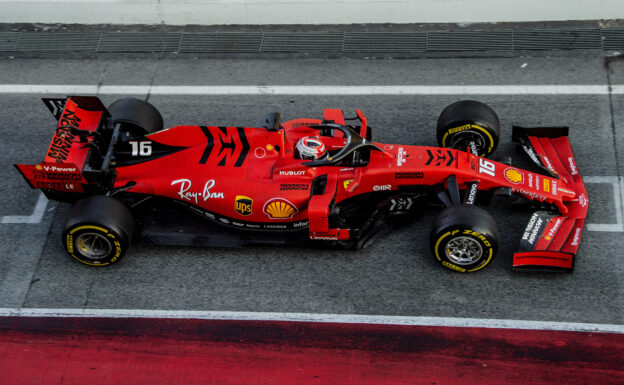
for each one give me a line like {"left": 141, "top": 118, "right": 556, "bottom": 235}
{"left": 15, "top": 96, "right": 588, "bottom": 272}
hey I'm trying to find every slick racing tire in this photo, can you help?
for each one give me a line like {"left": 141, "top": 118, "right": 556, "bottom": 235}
{"left": 108, "top": 98, "right": 164, "bottom": 139}
{"left": 430, "top": 205, "right": 498, "bottom": 272}
{"left": 436, "top": 100, "right": 500, "bottom": 157}
{"left": 63, "top": 196, "right": 134, "bottom": 266}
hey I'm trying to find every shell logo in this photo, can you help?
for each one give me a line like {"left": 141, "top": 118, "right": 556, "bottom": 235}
{"left": 263, "top": 198, "right": 298, "bottom": 219}
{"left": 504, "top": 168, "right": 524, "bottom": 184}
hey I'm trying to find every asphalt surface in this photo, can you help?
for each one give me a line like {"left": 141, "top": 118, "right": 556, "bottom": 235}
{"left": 0, "top": 54, "right": 622, "bottom": 325}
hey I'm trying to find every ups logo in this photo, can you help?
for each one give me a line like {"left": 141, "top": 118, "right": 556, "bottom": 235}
{"left": 235, "top": 195, "right": 253, "bottom": 216}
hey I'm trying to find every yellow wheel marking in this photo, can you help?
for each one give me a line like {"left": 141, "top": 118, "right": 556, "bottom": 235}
{"left": 68, "top": 225, "right": 109, "bottom": 235}
{"left": 434, "top": 231, "right": 452, "bottom": 261}
{"left": 442, "top": 124, "right": 494, "bottom": 153}
{"left": 66, "top": 225, "right": 121, "bottom": 266}
{"left": 69, "top": 253, "right": 112, "bottom": 267}
{"left": 468, "top": 247, "right": 494, "bottom": 272}
{"left": 436, "top": 229, "right": 494, "bottom": 273}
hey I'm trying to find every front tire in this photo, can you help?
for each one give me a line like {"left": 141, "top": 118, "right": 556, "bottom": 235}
{"left": 436, "top": 100, "right": 500, "bottom": 157}
{"left": 430, "top": 205, "right": 498, "bottom": 272}
{"left": 63, "top": 196, "right": 134, "bottom": 266}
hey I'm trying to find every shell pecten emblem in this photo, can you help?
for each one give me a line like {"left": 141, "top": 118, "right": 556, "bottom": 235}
{"left": 263, "top": 198, "right": 298, "bottom": 219}
{"left": 504, "top": 168, "right": 524, "bottom": 184}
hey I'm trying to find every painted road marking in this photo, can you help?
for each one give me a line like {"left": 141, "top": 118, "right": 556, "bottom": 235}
{"left": 0, "top": 84, "right": 624, "bottom": 95}
{"left": 585, "top": 176, "right": 624, "bottom": 232}
{"left": 0, "top": 307, "right": 622, "bottom": 333}
{"left": 1, "top": 192, "right": 48, "bottom": 224}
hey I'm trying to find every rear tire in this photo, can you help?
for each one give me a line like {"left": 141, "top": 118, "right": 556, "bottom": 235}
{"left": 108, "top": 98, "right": 163, "bottom": 139}
{"left": 430, "top": 205, "right": 498, "bottom": 272}
{"left": 436, "top": 100, "right": 500, "bottom": 157}
{"left": 63, "top": 196, "right": 134, "bottom": 266}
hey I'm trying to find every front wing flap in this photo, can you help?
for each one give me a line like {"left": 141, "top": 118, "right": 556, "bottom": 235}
{"left": 511, "top": 126, "right": 588, "bottom": 272}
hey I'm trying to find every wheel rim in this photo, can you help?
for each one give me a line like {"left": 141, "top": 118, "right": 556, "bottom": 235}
{"left": 449, "top": 130, "right": 487, "bottom": 154}
{"left": 445, "top": 236, "right": 483, "bottom": 265}
{"left": 76, "top": 232, "right": 113, "bottom": 260}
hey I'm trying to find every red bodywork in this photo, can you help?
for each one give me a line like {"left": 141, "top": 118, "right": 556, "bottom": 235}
{"left": 16, "top": 97, "right": 588, "bottom": 271}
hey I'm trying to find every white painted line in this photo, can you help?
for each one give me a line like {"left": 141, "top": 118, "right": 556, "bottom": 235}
{"left": 584, "top": 176, "right": 624, "bottom": 232}
{"left": 0, "top": 307, "right": 622, "bottom": 334}
{"left": 1, "top": 192, "right": 48, "bottom": 224}
{"left": 0, "top": 84, "right": 624, "bottom": 95}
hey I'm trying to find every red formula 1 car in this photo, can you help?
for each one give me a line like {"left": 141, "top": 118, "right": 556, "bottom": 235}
{"left": 15, "top": 96, "right": 588, "bottom": 272}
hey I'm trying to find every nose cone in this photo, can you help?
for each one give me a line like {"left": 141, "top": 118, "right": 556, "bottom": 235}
{"left": 557, "top": 185, "right": 577, "bottom": 201}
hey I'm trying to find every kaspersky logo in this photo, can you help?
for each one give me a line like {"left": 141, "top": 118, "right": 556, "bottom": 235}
{"left": 235, "top": 195, "right": 253, "bottom": 216}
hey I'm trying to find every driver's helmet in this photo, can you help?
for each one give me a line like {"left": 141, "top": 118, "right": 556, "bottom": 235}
{"left": 295, "top": 136, "right": 327, "bottom": 160}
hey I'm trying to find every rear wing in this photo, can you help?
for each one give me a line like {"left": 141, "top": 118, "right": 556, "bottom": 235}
{"left": 511, "top": 126, "right": 588, "bottom": 272}
{"left": 15, "top": 96, "right": 112, "bottom": 199}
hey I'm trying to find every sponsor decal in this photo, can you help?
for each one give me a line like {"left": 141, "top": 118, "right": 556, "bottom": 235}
{"left": 579, "top": 193, "right": 588, "bottom": 207}
{"left": 397, "top": 147, "right": 407, "bottom": 167}
{"left": 310, "top": 235, "right": 339, "bottom": 240}
{"left": 129, "top": 141, "right": 152, "bottom": 157}
{"left": 59, "top": 106, "right": 81, "bottom": 128}
{"left": 343, "top": 180, "right": 354, "bottom": 190}
{"left": 446, "top": 124, "right": 471, "bottom": 135}
{"left": 568, "top": 157, "right": 578, "bottom": 175}
{"left": 389, "top": 197, "right": 413, "bottom": 212}
{"left": 528, "top": 173, "right": 534, "bottom": 188}
{"left": 522, "top": 213, "right": 543, "bottom": 245}
{"left": 232, "top": 222, "right": 245, "bottom": 227}
{"left": 48, "top": 107, "right": 83, "bottom": 162}
{"left": 545, "top": 218, "right": 563, "bottom": 240}
{"left": 478, "top": 158, "right": 496, "bottom": 177}
{"left": 219, "top": 218, "right": 230, "bottom": 224}
{"left": 504, "top": 168, "right": 524, "bottom": 184}
{"left": 462, "top": 229, "right": 491, "bottom": 247}
{"left": 543, "top": 179, "right": 550, "bottom": 193}
{"left": 263, "top": 224, "right": 288, "bottom": 229}
{"left": 512, "top": 188, "right": 547, "bottom": 201}
{"left": 340, "top": 168, "right": 354, "bottom": 172}
{"left": 263, "top": 198, "right": 298, "bottom": 219}
{"left": 442, "top": 261, "right": 466, "bottom": 272}
{"left": 234, "top": 195, "right": 253, "bottom": 216}
{"left": 523, "top": 145, "right": 541, "bottom": 165}
{"left": 40, "top": 164, "right": 77, "bottom": 173}
{"left": 384, "top": 145, "right": 394, "bottom": 150}
{"left": 293, "top": 221, "right": 309, "bottom": 228}
{"left": 373, "top": 185, "right": 392, "bottom": 191}
{"left": 254, "top": 147, "right": 266, "bottom": 159}
{"left": 466, "top": 183, "right": 478, "bottom": 204}
{"left": 470, "top": 159, "right": 477, "bottom": 170}
{"left": 535, "top": 175, "right": 541, "bottom": 191}
{"left": 571, "top": 227, "right": 582, "bottom": 246}
{"left": 43, "top": 98, "right": 67, "bottom": 120}
{"left": 30, "top": 164, "right": 83, "bottom": 185}
{"left": 394, "top": 172, "right": 424, "bottom": 180}
{"left": 425, "top": 149, "right": 456, "bottom": 167}
{"left": 199, "top": 126, "right": 250, "bottom": 167}
{"left": 542, "top": 155, "right": 554, "bottom": 173}
{"left": 279, "top": 170, "right": 306, "bottom": 176}
{"left": 280, "top": 183, "right": 309, "bottom": 191}
{"left": 469, "top": 141, "right": 478, "bottom": 156}
{"left": 171, "top": 179, "right": 225, "bottom": 204}
{"left": 552, "top": 180, "right": 558, "bottom": 195}
{"left": 47, "top": 127, "right": 75, "bottom": 163}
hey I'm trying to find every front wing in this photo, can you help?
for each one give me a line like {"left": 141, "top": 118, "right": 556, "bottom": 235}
{"left": 511, "top": 126, "right": 588, "bottom": 272}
